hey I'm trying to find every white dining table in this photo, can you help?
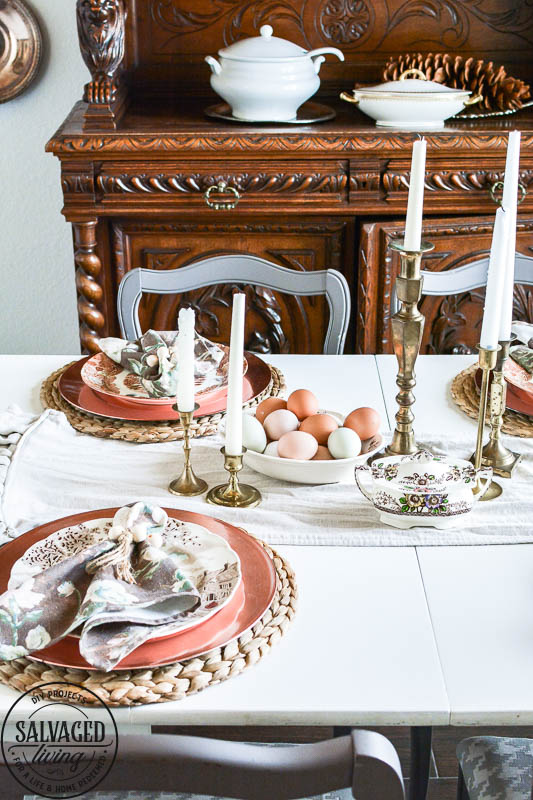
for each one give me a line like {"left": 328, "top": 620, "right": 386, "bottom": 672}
{"left": 0, "top": 353, "right": 531, "bottom": 799}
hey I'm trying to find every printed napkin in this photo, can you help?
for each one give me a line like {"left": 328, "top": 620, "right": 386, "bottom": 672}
{"left": 0, "top": 503, "right": 201, "bottom": 671}
{"left": 98, "top": 329, "right": 226, "bottom": 398}
{"left": 512, "top": 320, "right": 533, "bottom": 349}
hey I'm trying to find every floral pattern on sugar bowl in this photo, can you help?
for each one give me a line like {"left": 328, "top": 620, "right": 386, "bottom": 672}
{"left": 355, "top": 449, "right": 492, "bottom": 529}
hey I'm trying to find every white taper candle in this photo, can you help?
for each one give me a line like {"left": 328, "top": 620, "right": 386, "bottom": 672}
{"left": 225, "top": 293, "right": 246, "bottom": 456}
{"left": 480, "top": 207, "right": 512, "bottom": 350}
{"left": 176, "top": 307, "right": 195, "bottom": 412}
{"left": 499, "top": 130, "right": 521, "bottom": 341}
{"left": 403, "top": 138, "right": 427, "bottom": 251}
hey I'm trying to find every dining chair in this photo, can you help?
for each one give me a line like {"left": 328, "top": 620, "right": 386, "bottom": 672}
{"left": 1, "top": 730, "right": 404, "bottom": 800}
{"left": 391, "top": 252, "right": 533, "bottom": 316}
{"left": 456, "top": 736, "right": 533, "bottom": 799}
{"left": 116, "top": 255, "right": 351, "bottom": 355}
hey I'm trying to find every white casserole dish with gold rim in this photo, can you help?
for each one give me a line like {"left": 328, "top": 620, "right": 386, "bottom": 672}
{"left": 340, "top": 69, "right": 481, "bottom": 129}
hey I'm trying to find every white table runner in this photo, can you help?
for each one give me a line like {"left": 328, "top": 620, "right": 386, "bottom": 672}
{"left": 1, "top": 405, "right": 532, "bottom": 547}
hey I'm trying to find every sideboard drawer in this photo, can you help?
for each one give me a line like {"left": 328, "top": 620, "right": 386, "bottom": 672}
{"left": 382, "top": 157, "right": 533, "bottom": 213}
{"left": 95, "top": 160, "right": 349, "bottom": 210}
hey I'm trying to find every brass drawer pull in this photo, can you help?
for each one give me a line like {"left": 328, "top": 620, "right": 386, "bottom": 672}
{"left": 204, "top": 181, "right": 240, "bottom": 210}
{"left": 490, "top": 179, "right": 526, "bottom": 206}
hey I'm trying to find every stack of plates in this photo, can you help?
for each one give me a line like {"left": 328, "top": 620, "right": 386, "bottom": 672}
{"left": 0, "top": 509, "right": 276, "bottom": 671}
{"left": 58, "top": 349, "right": 273, "bottom": 422}
{"left": 503, "top": 357, "right": 533, "bottom": 416}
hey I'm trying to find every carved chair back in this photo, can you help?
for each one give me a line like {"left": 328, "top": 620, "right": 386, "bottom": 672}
{"left": 392, "top": 253, "right": 533, "bottom": 316}
{"left": 0, "top": 730, "right": 405, "bottom": 799}
{"left": 117, "top": 255, "right": 351, "bottom": 354}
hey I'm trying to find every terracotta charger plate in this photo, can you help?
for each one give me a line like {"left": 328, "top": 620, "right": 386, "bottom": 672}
{"left": 0, "top": 508, "right": 277, "bottom": 671}
{"left": 58, "top": 353, "right": 272, "bottom": 422}
{"left": 80, "top": 347, "right": 248, "bottom": 406}
{"left": 474, "top": 368, "right": 533, "bottom": 417}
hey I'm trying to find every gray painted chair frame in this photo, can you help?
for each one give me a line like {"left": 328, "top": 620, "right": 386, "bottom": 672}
{"left": 0, "top": 731, "right": 405, "bottom": 799}
{"left": 391, "top": 252, "right": 533, "bottom": 315}
{"left": 117, "top": 255, "right": 351, "bottom": 355}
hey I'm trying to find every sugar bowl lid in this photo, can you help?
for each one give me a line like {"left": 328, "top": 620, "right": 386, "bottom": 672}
{"left": 218, "top": 24, "right": 307, "bottom": 61}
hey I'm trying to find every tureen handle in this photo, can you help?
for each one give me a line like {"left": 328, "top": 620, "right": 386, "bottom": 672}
{"left": 312, "top": 55, "right": 326, "bottom": 75}
{"left": 463, "top": 93, "right": 483, "bottom": 107}
{"left": 340, "top": 91, "right": 359, "bottom": 105}
{"left": 205, "top": 56, "right": 222, "bottom": 76}
{"left": 355, "top": 465, "right": 373, "bottom": 502}
{"left": 307, "top": 47, "right": 345, "bottom": 66}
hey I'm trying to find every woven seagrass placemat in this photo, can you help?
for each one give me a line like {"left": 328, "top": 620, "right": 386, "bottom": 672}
{"left": 450, "top": 364, "right": 533, "bottom": 438}
{"left": 0, "top": 542, "right": 295, "bottom": 706}
{"left": 40, "top": 363, "right": 286, "bottom": 443}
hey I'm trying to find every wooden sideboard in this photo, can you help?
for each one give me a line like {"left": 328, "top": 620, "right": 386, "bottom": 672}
{"left": 47, "top": 1, "right": 533, "bottom": 355}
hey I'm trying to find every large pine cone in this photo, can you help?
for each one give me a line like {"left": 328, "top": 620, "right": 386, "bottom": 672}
{"left": 383, "top": 53, "right": 531, "bottom": 112}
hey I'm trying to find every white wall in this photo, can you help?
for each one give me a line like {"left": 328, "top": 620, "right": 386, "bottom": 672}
{"left": 0, "top": 1, "right": 89, "bottom": 354}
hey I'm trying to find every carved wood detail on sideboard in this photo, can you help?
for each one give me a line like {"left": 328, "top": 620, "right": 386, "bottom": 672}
{"left": 94, "top": 161, "right": 350, "bottom": 207}
{"left": 76, "top": 0, "right": 127, "bottom": 129}
{"left": 107, "top": 218, "right": 353, "bottom": 354}
{"left": 47, "top": 128, "right": 533, "bottom": 157}
{"left": 126, "top": 0, "right": 533, "bottom": 97}
{"left": 48, "top": 0, "right": 533, "bottom": 354}
{"left": 359, "top": 217, "right": 533, "bottom": 355}
{"left": 73, "top": 221, "right": 106, "bottom": 354}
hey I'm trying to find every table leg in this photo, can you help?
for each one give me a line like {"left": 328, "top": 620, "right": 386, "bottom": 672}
{"left": 409, "top": 726, "right": 432, "bottom": 800}
{"left": 457, "top": 766, "right": 469, "bottom": 800}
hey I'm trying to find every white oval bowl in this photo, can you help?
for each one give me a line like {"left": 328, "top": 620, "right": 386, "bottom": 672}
{"left": 241, "top": 410, "right": 381, "bottom": 484}
{"left": 243, "top": 443, "right": 380, "bottom": 484}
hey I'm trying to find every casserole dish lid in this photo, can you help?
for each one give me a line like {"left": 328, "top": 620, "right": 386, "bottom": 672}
{"left": 218, "top": 24, "right": 307, "bottom": 61}
{"left": 358, "top": 70, "right": 470, "bottom": 97}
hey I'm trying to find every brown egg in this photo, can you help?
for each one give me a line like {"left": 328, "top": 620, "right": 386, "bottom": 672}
{"left": 299, "top": 413, "right": 339, "bottom": 446}
{"left": 360, "top": 433, "right": 383, "bottom": 454}
{"left": 287, "top": 389, "right": 319, "bottom": 421}
{"left": 255, "top": 397, "right": 287, "bottom": 424}
{"left": 278, "top": 430, "right": 318, "bottom": 460}
{"left": 344, "top": 407, "right": 381, "bottom": 441}
{"left": 312, "top": 445, "right": 334, "bottom": 461}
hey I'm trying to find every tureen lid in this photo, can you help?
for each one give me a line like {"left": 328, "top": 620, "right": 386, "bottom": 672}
{"left": 218, "top": 24, "right": 307, "bottom": 61}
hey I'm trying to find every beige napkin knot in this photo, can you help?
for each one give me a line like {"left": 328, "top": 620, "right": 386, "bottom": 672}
{"left": 85, "top": 502, "right": 167, "bottom": 585}
{"left": 86, "top": 528, "right": 135, "bottom": 583}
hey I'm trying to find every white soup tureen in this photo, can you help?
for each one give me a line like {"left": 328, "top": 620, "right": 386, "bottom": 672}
{"left": 206, "top": 24, "right": 344, "bottom": 122}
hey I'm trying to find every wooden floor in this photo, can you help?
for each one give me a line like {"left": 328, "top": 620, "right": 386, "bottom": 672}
{"left": 155, "top": 724, "right": 533, "bottom": 798}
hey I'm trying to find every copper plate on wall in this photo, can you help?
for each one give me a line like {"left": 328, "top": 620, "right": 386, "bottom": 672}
{"left": 0, "top": 0, "right": 42, "bottom": 103}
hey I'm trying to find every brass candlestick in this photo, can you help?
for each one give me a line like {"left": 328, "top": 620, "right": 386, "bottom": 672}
{"left": 385, "top": 239, "right": 435, "bottom": 456}
{"left": 206, "top": 447, "right": 261, "bottom": 508}
{"left": 480, "top": 339, "right": 522, "bottom": 478}
{"left": 168, "top": 405, "right": 208, "bottom": 497}
{"left": 472, "top": 345, "right": 500, "bottom": 501}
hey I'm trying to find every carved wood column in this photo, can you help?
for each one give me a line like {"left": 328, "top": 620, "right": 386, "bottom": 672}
{"left": 73, "top": 221, "right": 105, "bottom": 354}
{"left": 76, "top": 0, "right": 127, "bottom": 131}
